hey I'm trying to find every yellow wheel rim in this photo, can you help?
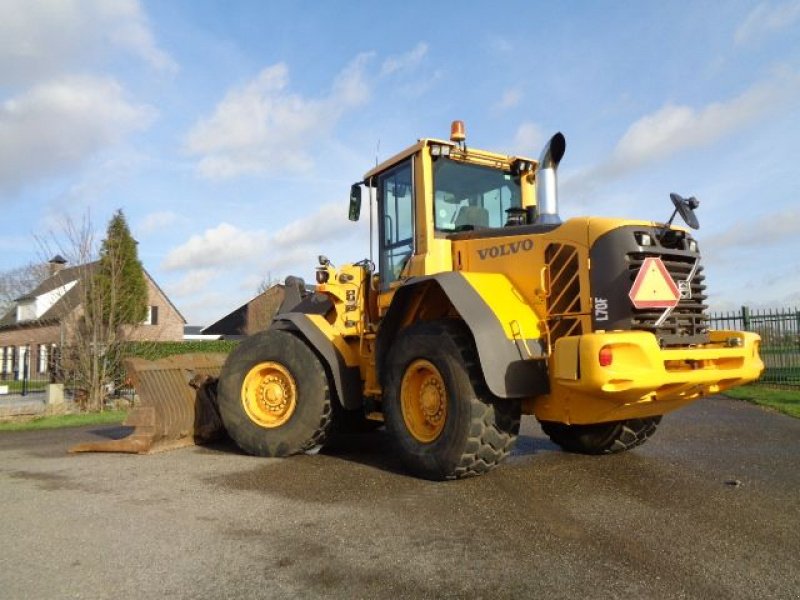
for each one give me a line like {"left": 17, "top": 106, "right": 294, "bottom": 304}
{"left": 241, "top": 361, "right": 297, "bottom": 428}
{"left": 400, "top": 359, "right": 447, "bottom": 443}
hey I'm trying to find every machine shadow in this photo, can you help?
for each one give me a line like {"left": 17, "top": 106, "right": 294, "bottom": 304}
{"left": 317, "top": 428, "right": 557, "bottom": 475}
{"left": 84, "top": 425, "right": 136, "bottom": 441}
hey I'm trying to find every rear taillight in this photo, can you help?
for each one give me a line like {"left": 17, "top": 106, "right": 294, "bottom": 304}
{"left": 599, "top": 346, "right": 613, "bottom": 367}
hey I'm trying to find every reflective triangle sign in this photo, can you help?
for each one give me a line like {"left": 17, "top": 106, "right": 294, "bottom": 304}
{"left": 629, "top": 257, "right": 680, "bottom": 309}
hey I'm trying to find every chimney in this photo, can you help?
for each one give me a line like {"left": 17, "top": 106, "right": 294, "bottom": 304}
{"left": 49, "top": 255, "right": 67, "bottom": 277}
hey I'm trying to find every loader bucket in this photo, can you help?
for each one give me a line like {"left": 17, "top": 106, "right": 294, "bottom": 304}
{"left": 69, "top": 353, "right": 228, "bottom": 454}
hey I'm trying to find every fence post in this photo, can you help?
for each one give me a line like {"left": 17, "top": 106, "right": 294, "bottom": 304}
{"left": 796, "top": 309, "right": 800, "bottom": 351}
{"left": 21, "top": 346, "right": 29, "bottom": 397}
{"left": 741, "top": 305, "right": 751, "bottom": 331}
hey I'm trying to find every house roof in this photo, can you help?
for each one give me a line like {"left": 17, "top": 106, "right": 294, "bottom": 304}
{"left": 0, "top": 262, "right": 186, "bottom": 330}
{"left": 0, "top": 263, "right": 91, "bottom": 329}
{"left": 202, "top": 283, "right": 287, "bottom": 336}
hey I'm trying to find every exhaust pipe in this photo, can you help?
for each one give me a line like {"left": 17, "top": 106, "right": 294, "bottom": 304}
{"left": 535, "top": 132, "right": 566, "bottom": 224}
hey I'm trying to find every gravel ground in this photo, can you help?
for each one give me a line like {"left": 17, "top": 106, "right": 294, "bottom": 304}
{"left": 1, "top": 395, "right": 798, "bottom": 599}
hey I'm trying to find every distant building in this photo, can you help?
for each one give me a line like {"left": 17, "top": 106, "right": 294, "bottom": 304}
{"left": 183, "top": 325, "right": 221, "bottom": 341}
{"left": 0, "top": 256, "right": 185, "bottom": 381}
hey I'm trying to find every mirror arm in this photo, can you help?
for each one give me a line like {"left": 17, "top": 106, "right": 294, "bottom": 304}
{"left": 666, "top": 208, "right": 678, "bottom": 227}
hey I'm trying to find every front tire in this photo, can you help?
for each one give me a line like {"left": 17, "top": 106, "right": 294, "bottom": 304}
{"left": 539, "top": 416, "right": 661, "bottom": 455}
{"left": 217, "top": 330, "right": 332, "bottom": 457}
{"left": 383, "top": 320, "right": 520, "bottom": 480}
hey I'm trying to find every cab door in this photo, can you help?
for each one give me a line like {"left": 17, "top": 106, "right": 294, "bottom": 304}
{"left": 377, "top": 158, "right": 414, "bottom": 291}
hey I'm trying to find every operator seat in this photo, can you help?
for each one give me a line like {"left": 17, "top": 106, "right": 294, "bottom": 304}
{"left": 454, "top": 206, "right": 489, "bottom": 229}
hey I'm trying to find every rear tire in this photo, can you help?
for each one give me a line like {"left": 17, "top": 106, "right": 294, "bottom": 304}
{"left": 383, "top": 320, "right": 520, "bottom": 480}
{"left": 539, "top": 416, "right": 661, "bottom": 455}
{"left": 217, "top": 330, "right": 332, "bottom": 457}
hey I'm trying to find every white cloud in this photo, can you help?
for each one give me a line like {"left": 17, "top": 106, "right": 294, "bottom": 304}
{"left": 0, "top": 1, "right": 170, "bottom": 196}
{"left": 566, "top": 69, "right": 800, "bottom": 193}
{"left": 380, "top": 42, "right": 428, "bottom": 76}
{"left": 735, "top": 1, "right": 800, "bottom": 44}
{"left": 163, "top": 202, "right": 361, "bottom": 271}
{"left": 137, "top": 211, "right": 181, "bottom": 236}
{"left": 272, "top": 203, "right": 353, "bottom": 247}
{"left": 160, "top": 201, "right": 368, "bottom": 318}
{"left": 162, "top": 222, "right": 269, "bottom": 270}
{"left": 0, "top": 0, "right": 176, "bottom": 85}
{"left": 101, "top": 0, "right": 178, "bottom": 73}
{"left": 512, "top": 122, "right": 544, "bottom": 156}
{"left": 184, "top": 54, "right": 372, "bottom": 179}
{"left": 169, "top": 268, "right": 219, "bottom": 297}
{"left": 494, "top": 88, "right": 522, "bottom": 112}
{"left": 0, "top": 76, "right": 156, "bottom": 195}
{"left": 610, "top": 72, "right": 798, "bottom": 173}
{"left": 704, "top": 208, "right": 800, "bottom": 255}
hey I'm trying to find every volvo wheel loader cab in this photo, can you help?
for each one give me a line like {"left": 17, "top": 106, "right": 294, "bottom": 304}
{"left": 216, "top": 120, "right": 764, "bottom": 480}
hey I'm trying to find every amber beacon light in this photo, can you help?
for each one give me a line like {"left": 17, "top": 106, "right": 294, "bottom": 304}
{"left": 450, "top": 120, "right": 466, "bottom": 143}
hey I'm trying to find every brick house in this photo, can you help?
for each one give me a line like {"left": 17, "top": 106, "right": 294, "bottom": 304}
{"left": 202, "top": 284, "right": 287, "bottom": 339}
{"left": 0, "top": 257, "right": 185, "bottom": 381}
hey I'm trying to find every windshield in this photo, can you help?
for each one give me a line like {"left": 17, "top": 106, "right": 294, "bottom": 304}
{"left": 433, "top": 158, "right": 521, "bottom": 232}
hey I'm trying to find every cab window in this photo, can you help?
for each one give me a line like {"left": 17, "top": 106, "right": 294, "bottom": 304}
{"left": 433, "top": 159, "right": 521, "bottom": 232}
{"left": 378, "top": 159, "right": 414, "bottom": 288}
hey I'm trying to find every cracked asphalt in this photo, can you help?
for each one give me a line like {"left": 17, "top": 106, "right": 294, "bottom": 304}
{"left": 1, "top": 395, "right": 798, "bottom": 599}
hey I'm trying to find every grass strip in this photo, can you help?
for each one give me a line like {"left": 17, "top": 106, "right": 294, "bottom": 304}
{"left": 0, "top": 410, "right": 128, "bottom": 432}
{"left": 724, "top": 385, "right": 800, "bottom": 418}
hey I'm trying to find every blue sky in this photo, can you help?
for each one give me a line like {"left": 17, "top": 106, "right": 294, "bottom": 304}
{"left": 1, "top": 0, "right": 798, "bottom": 324}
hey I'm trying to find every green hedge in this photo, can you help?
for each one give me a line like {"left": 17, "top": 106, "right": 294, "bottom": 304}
{"left": 123, "top": 340, "right": 239, "bottom": 361}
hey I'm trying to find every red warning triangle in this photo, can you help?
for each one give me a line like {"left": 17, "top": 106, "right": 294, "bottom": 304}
{"left": 629, "top": 257, "right": 680, "bottom": 309}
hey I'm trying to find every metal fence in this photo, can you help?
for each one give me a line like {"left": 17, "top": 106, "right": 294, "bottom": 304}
{"left": 0, "top": 346, "right": 134, "bottom": 410}
{"left": 709, "top": 306, "right": 800, "bottom": 388}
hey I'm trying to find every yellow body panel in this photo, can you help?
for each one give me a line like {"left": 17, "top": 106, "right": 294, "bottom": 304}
{"left": 315, "top": 262, "right": 368, "bottom": 337}
{"left": 531, "top": 330, "right": 763, "bottom": 424}
{"left": 460, "top": 272, "right": 543, "bottom": 344}
{"left": 306, "top": 314, "right": 361, "bottom": 368}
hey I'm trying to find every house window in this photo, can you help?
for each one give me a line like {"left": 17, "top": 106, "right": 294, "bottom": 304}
{"left": 17, "top": 346, "right": 28, "bottom": 380}
{"left": 7, "top": 346, "right": 16, "bottom": 376}
{"left": 143, "top": 305, "right": 159, "bottom": 325}
{"left": 1, "top": 347, "right": 9, "bottom": 376}
{"left": 49, "top": 344, "right": 59, "bottom": 377}
{"left": 38, "top": 344, "right": 48, "bottom": 374}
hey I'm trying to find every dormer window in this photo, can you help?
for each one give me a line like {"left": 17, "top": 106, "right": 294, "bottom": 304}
{"left": 16, "top": 301, "right": 35, "bottom": 322}
{"left": 14, "top": 280, "right": 77, "bottom": 322}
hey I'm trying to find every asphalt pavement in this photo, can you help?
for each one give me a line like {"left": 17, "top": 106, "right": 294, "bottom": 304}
{"left": 0, "top": 396, "right": 798, "bottom": 599}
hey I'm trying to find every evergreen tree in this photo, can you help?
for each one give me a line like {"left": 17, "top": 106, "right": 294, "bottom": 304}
{"left": 94, "top": 210, "right": 148, "bottom": 327}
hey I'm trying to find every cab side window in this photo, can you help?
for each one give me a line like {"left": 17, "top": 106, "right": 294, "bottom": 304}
{"left": 378, "top": 160, "right": 414, "bottom": 289}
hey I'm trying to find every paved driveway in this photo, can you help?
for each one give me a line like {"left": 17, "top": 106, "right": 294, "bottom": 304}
{"left": 1, "top": 396, "right": 798, "bottom": 599}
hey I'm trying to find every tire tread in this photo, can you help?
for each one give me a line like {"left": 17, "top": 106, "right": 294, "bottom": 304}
{"left": 540, "top": 416, "right": 661, "bottom": 455}
{"left": 386, "top": 320, "right": 520, "bottom": 480}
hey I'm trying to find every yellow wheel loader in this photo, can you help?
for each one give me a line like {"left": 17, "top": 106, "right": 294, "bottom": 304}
{"left": 211, "top": 121, "right": 763, "bottom": 480}
{"left": 75, "top": 121, "right": 763, "bottom": 479}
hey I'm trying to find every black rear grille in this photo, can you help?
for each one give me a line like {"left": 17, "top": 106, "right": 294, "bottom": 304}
{"left": 628, "top": 251, "right": 709, "bottom": 346}
{"left": 546, "top": 243, "right": 585, "bottom": 342}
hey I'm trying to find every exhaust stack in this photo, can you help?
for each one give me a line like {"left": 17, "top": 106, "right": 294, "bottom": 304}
{"left": 535, "top": 132, "right": 566, "bottom": 224}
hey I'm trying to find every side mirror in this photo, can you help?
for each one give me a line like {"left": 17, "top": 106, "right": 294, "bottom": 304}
{"left": 668, "top": 193, "right": 700, "bottom": 230}
{"left": 348, "top": 184, "right": 362, "bottom": 222}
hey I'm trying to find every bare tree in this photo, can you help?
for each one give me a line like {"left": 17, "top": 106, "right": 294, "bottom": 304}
{"left": 0, "top": 262, "right": 50, "bottom": 317}
{"left": 256, "top": 271, "right": 281, "bottom": 295}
